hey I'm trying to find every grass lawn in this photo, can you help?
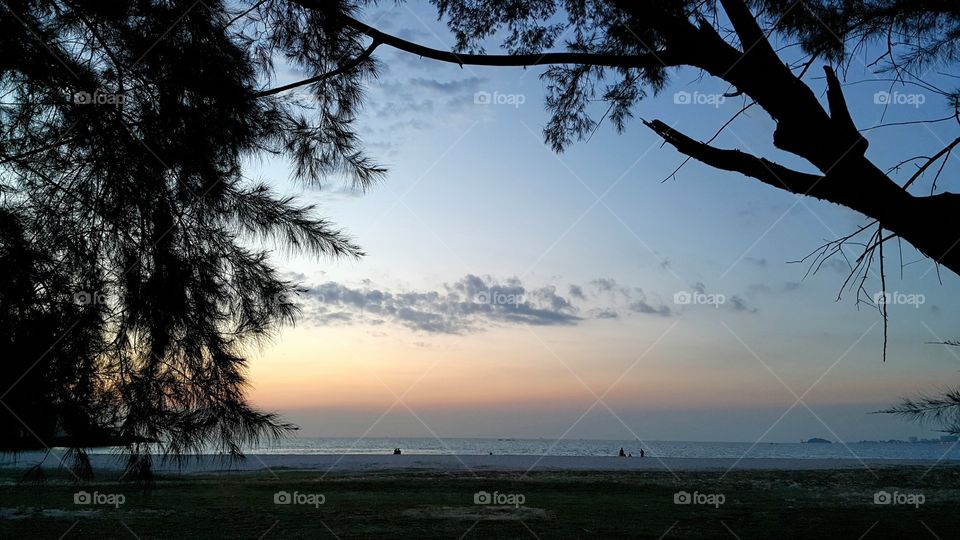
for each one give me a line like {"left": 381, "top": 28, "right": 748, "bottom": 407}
{"left": 1, "top": 466, "right": 957, "bottom": 538}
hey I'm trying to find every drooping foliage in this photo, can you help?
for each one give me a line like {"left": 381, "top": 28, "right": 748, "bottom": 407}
{"left": 0, "top": 0, "right": 383, "bottom": 478}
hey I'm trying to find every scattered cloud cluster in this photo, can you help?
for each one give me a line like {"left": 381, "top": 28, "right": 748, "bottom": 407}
{"left": 296, "top": 274, "right": 768, "bottom": 334}
{"left": 301, "top": 274, "right": 579, "bottom": 334}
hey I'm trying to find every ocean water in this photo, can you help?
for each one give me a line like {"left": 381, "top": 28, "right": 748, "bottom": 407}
{"left": 4, "top": 437, "right": 959, "bottom": 466}
{"left": 242, "top": 437, "right": 960, "bottom": 461}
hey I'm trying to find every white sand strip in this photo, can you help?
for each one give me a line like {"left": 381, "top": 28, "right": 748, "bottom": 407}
{"left": 2, "top": 453, "right": 955, "bottom": 473}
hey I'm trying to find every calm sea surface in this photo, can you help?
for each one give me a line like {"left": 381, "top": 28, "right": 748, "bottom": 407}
{"left": 239, "top": 437, "right": 960, "bottom": 460}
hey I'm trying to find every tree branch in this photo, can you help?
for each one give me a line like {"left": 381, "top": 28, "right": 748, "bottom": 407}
{"left": 288, "top": 0, "right": 674, "bottom": 70}
{"left": 644, "top": 119, "right": 830, "bottom": 197}
{"left": 252, "top": 40, "right": 380, "bottom": 98}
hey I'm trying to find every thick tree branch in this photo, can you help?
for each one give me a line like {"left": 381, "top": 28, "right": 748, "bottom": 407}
{"left": 823, "top": 65, "right": 869, "bottom": 155}
{"left": 644, "top": 119, "right": 830, "bottom": 197}
{"left": 647, "top": 118, "right": 960, "bottom": 274}
{"left": 289, "top": 0, "right": 674, "bottom": 70}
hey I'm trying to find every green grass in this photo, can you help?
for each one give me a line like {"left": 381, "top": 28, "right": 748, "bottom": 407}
{"left": 1, "top": 466, "right": 958, "bottom": 538}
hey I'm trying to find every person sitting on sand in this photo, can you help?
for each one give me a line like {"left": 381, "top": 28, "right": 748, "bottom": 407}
{"left": 393, "top": 447, "right": 401, "bottom": 455}
{"left": 618, "top": 447, "right": 626, "bottom": 457}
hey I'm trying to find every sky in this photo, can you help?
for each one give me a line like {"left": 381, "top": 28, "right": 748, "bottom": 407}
{"left": 243, "top": 2, "right": 960, "bottom": 443}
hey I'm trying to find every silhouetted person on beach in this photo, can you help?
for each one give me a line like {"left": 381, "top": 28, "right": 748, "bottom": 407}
{"left": 640, "top": 448, "right": 645, "bottom": 458}
{"left": 618, "top": 447, "right": 626, "bottom": 457}
{"left": 393, "top": 447, "right": 401, "bottom": 455}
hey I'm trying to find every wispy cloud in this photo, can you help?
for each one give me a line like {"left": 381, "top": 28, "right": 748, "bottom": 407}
{"left": 300, "top": 274, "right": 580, "bottom": 334}
{"left": 295, "top": 274, "right": 756, "bottom": 334}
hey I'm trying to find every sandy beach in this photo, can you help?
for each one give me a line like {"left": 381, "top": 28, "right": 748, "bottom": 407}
{"left": 2, "top": 453, "right": 953, "bottom": 474}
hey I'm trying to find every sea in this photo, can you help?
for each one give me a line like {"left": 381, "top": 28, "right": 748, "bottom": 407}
{"left": 4, "top": 437, "right": 959, "bottom": 464}
{"left": 238, "top": 437, "right": 960, "bottom": 461}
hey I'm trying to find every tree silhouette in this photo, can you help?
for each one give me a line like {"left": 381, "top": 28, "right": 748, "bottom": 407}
{"left": 4, "top": 0, "right": 960, "bottom": 473}
{"left": 0, "top": 0, "right": 381, "bottom": 478}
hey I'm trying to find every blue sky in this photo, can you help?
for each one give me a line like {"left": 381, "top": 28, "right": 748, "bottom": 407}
{"left": 244, "top": 2, "right": 960, "bottom": 443}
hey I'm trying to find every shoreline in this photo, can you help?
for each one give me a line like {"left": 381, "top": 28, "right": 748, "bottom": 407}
{"left": 2, "top": 453, "right": 956, "bottom": 474}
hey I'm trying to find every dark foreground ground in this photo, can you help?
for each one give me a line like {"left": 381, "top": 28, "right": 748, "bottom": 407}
{"left": 0, "top": 466, "right": 957, "bottom": 538}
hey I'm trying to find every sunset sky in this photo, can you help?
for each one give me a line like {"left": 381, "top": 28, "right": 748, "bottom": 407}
{"left": 244, "top": 3, "right": 960, "bottom": 443}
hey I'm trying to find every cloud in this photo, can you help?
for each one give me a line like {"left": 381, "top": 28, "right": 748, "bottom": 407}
{"left": 629, "top": 300, "right": 672, "bottom": 317}
{"left": 568, "top": 284, "right": 586, "bottom": 300}
{"left": 358, "top": 75, "right": 488, "bottom": 152}
{"left": 584, "top": 279, "right": 672, "bottom": 318}
{"left": 300, "top": 274, "right": 580, "bottom": 334}
{"left": 727, "top": 296, "right": 757, "bottom": 313}
{"left": 297, "top": 274, "right": 688, "bottom": 333}
{"left": 590, "top": 278, "right": 618, "bottom": 292}
{"left": 746, "top": 282, "right": 802, "bottom": 297}
{"left": 626, "top": 287, "right": 672, "bottom": 317}
{"left": 408, "top": 77, "right": 486, "bottom": 95}
{"left": 675, "top": 282, "right": 758, "bottom": 314}
{"left": 590, "top": 308, "right": 619, "bottom": 319}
